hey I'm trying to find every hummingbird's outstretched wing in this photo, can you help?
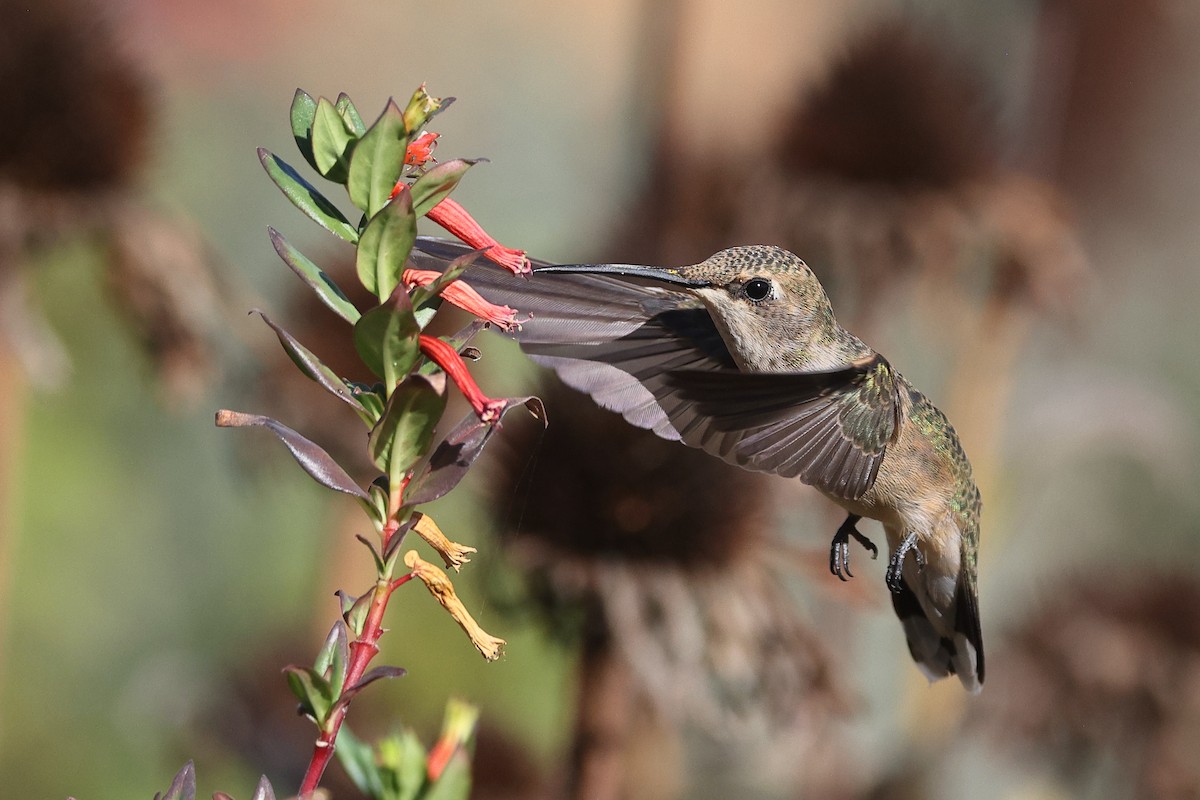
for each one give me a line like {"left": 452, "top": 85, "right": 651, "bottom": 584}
{"left": 411, "top": 239, "right": 896, "bottom": 499}
{"left": 665, "top": 358, "right": 901, "bottom": 500}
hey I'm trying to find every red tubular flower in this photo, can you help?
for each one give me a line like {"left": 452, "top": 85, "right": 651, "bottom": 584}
{"left": 418, "top": 334, "right": 507, "bottom": 421}
{"left": 405, "top": 131, "right": 439, "bottom": 167}
{"left": 403, "top": 268, "right": 528, "bottom": 331}
{"left": 426, "top": 197, "right": 530, "bottom": 275}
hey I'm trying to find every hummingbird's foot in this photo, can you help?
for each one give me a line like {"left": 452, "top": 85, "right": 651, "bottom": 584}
{"left": 886, "top": 531, "right": 925, "bottom": 593}
{"left": 829, "top": 514, "right": 877, "bottom": 581}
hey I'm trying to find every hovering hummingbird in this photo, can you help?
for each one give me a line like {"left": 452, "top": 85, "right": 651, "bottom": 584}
{"left": 412, "top": 239, "right": 984, "bottom": 692}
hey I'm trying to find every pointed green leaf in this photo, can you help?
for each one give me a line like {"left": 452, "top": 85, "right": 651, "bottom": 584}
{"left": 259, "top": 150, "right": 359, "bottom": 243}
{"left": 377, "top": 729, "right": 428, "bottom": 800}
{"left": 290, "top": 88, "right": 319, "bottom": 172}
{"left": 348, "top": 99, "right": 409, "bottom": 218}
{"left": 269, "top": 228, "right": 360, "bottom": 323}
{"left": 335, "top": 727, "right": 387, "bottom": 799}
{"left": 410, "top": 158, "right": 484, "bottom": 217}
{"left": 215, "top": 410, "right": 367, "bottom": 499}
{"left": 369, "top": 374, "right": 447, "bottom": 488}
{"left": 336, "top": 92, "right": 367, "bottom": 135}
{"left": 284, "top": 665, "right": 333, "bottom": 724}
{"left": 353, "top": 286, "right": 420, "bottom": 385}
{"left": 338, "top": 587, "right": 374, "bottom": 636}
{"left": 314, "top": 621, "right": 351, "bottom": 697}
{"left": 255, "top": 310, "right": 367, "bottom": 415}
{"left": 311, "top": 96, "right": 358, "bottom": 182}
{"left": 357, "top": 186, "right": 416, "bottom": 300}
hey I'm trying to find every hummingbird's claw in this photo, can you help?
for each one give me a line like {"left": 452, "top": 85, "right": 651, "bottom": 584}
{"left": 830, "top": 514, "right": 877, "bottom": 581}
{"left": 886, "top": 531, "right": 923, "bottom": 593}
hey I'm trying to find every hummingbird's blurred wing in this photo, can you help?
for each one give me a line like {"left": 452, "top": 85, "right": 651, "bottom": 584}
{"left": 665, "top": 357, "right": 901, "bottom": 500}
{"left": 411, "top": 238, "right": 736, "bottom": 442}
{"left": 411, "top": 239, "right": 896, "bottom": 499}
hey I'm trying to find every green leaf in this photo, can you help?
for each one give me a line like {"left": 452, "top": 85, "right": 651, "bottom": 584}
{"left": 284, "top": 665, "right": 333, "bottom": 725}
{"left": 335, "top": 727, "right": 387, "bottom": 800}
{"left": 255, "top": 310, "right": 367, "bottom": 416}
{"left": 353, "top": 287, "right": 420, "bottom": 385}
{"left": 423, "top": 752, "right": 473, "bottom": 800}
{"left": 268, "top": 227, "right": 361, "bottom": 323}
{"left": 258, "top": 149, "right": 359, "bottom": 243}
{"left": 338, "top": 589, "right": 373, "bottom": 637}
{"left": 378, "top": 729, "right": 428, "bottom": 800}
{"left": 290, "top": 88, "right": 319, "bottom": 172}
{"left": 409, "top": 158, "right": 484, "bottom": 217}
{"left": 369, "top": 374, "right": 447, "bottom": 489}
{"left": 314, "top": 621, "right": 351, "bottom": 697}
{"left": 348, "top": 99, "right": 409, "bottom": 218}
{"left": 336, "top": 92, "right": 367, "bottom": 135}
{"left": 357, "top": 186, "right": 417, "bottom": 300}
{"left": 215, "top": 410, "right": 368, "bottom": 499}
{"left": 311, "top": 96, "right": 358, "bottom": 182}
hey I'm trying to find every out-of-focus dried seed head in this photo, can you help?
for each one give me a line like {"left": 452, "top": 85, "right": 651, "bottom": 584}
{"left": 971, "top": 571, "right": 1200, "bottom": 798}
{"left": 0, "top": 0, "right": 151, "bottom": 190}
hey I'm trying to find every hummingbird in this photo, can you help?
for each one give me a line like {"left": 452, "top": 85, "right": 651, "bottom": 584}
{"left": 412, "top": 239, "right": 984, "bottom": 692}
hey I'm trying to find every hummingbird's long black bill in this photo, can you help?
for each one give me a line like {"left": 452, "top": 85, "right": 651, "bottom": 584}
{"left": 534, "top": 263, "right": 707, "bottom": 288}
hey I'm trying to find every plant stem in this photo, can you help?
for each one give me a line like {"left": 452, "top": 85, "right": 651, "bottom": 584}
{"left": 298, "top": 574, "right": 403, "bottom": 797}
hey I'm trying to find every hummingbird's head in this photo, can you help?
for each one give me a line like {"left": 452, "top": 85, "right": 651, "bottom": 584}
{"left": 536, "top": 245, "right": 847, "bottom": 371}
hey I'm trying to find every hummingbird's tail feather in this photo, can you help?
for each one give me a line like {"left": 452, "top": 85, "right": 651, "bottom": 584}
{"left": 890, "top": 575, "right": 984, "bottom": 693}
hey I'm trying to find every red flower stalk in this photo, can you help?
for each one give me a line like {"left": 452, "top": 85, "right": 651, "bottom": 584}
{"left": 403, "top": 268, "right": 528, "bottom": 331}
{"left": 405, "top": 131, "right": 439, "bottom": 167}
{"left": 418, "top": 334, "right": 507, "bottom": 421}
{"left": 426, "top": 197, "right": 530, "bottom": 275}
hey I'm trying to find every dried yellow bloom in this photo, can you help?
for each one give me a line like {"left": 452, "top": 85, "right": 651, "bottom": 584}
{"left": 404, "top": 550, "right": 506, "bottom": 660}
{"left": 411, "top": 513, "right": 477, "bottom": 572}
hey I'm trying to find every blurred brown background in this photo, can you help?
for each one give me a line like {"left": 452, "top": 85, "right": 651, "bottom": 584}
{"left": 2, "top": 1, "right": 1199, "bottom": 798}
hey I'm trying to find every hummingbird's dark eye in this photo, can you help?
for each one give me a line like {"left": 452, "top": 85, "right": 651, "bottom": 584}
{"left": 742, "top": 278, "right": 772, "bottom": 302}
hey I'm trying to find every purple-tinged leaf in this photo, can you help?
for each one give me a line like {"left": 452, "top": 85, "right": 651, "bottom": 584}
{"left": 215, "top": 410, "right": 367, "bottom": 499}
{"left": 356, "top": 185, "right": 416, "bottom": 301}
{"left": 347, "top": 99, "right": 408, "bottom": 218}
{"left": 155, "top": 762, "right": 196, "bottom": 800}
{"left": 406, "top": 396, "right": 545, "bottom": 505}
{"left": 329, "top": 665, "right": 407, "bottom": 718}
{"left": 258, "top": 149, "right": 358, "bottom": 243}
{"left": 249, "top": 776, "right": 278, "bottom": 800}
{"left": 268, "top": 228, "right": 360, "bottom": 322}
{"left": 410, "top": 158, "right": 484, "bottom": 217}
{"left": 254, "top": 311, "right": 367, "bottom": 416}
{"left": 353, "top": 285, "right": 420, "bottom": 385}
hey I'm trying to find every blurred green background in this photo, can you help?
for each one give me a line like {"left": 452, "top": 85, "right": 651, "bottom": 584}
{"left": 2, "top": 1, "right": 1199, "bottom": 798}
